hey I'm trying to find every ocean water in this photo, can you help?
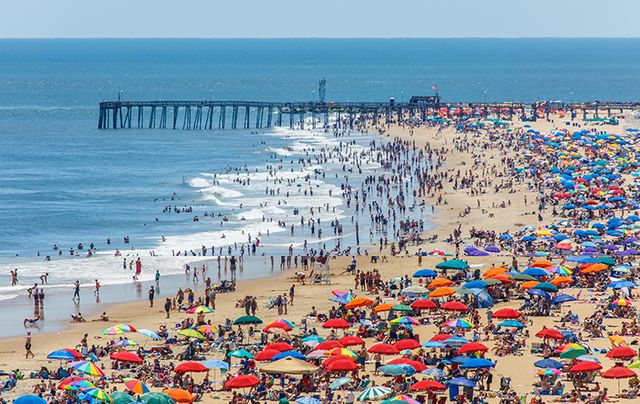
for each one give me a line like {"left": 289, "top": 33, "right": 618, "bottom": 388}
{"left": 1, "top": 38, "right": 640, "bottom": 303}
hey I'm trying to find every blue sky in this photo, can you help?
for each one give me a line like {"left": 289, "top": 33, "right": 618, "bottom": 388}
{"left": 2, "top": 0, "right": 639, "bottom": 38}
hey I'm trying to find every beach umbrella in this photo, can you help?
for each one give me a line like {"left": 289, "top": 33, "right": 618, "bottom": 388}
{"left": 47, "top": 348, "right": 83, "bottom": 361}
{"left": 266, "top": 342, "right": 295, "bottom": 352}
{"left": 185, "top": 305, "right": 214, "bottom": 314}
{"left": 390, "top": 316, "right": 419, "bottom": 325}
{"left": 115, "top": 339, "right": 139, "bottom": 347}
{"left": 374, "top": 303, "right": 394, "bottom": 313}
{"left": 233, "top": 315, "right": 263, "bottom": 325}
{"left": 537, "top": 367, "right": 561, "bottom": 377}
{"left": 110, "top": 351, "right": 143, "bottom": 364}
{"left": 497, "top": 320, "right": 526, "bottom": 329}
{"left": 422, "top": 367, "right": 446, "bottom": 378}
{"left": 410, "top": 379, "right": 447, "bottom": 391}
{"left": 174, "top": 361, "right": 209, "bottom": 373}
{"left": 428, "top": 287, "right": 456, "bottom": 298}
{"left": 532, "top": 282, "right": 558, "bottom": 292}
{"left": 428, "top": 278, "right": 454, "bottom": 288}
{"left": 523, "top": 267, "right": 549, "bottom": 277}
{"left": 410, "top": 299, "right": 437, "bottom": 310}
{"left": 82, "top": 388, "right": 112, "bottom": 403}
{"left": 441, "top": 301, "right": 468, "bottom": 311}
{"left": 394, "top": 339, "right": 421, "bottom": 350}
{"left": 551, "top": 294, "right": 576, "bottom": 304}
{"left": 430, "top": 333, "right": 452, "bottom": 342}
{"left": 302, "top": 335, "right": 324, "bottom": 344}
{"left": 613, "top": 298, "right": 633, "bottom": 306}
{"left": 111, "top": 392, "right": 136, "bottom": 404}
{"left": 322, "top": 318, "right": 350, "bottom": 329}
{"left": 124, "top": 378, "right": 151, "bottom": 394}
{"left": 259, "top": 357, "right": 319, "bottom": 374}
{"left": 197, "top": 324, "right": 218, "bottom": 335}
{"left": 381, "top": 395, "right": 420, "bottom": 404}
{"left": 14, "top": 396, "right": 46, "bottom": 404}
{"left": 447, "top": 377, "right": 476, "bottom": 387}
{"left": 581, "top": 263, "right": 609, "bottom": 273}
{"left": 345, "top": 297, "right": 374, "bottom": 309}
{"left": 254, "top": 349, "right": 280, "bottom": 361}
{"left": 163, "top": 389, "right": 193, "bottom": 404}
{"left": 570, "top": 361, "right": 602, "bottom": 373}
{"left": 137, "top": 329, "right": 162, "bottom": 340}
{"left": 458, "top": 342, "right": 488, "bottom": 354}
{"left": 492, "top": 308, "right": 521, "bottom": 319}
{"left": 57, "top": 376, "right": 87, "bottom": 390}
{"left": 531, "top": 259, "right": 554, "bottom": 268}
{"left": 443, "top": 319, "right": 473, "bottom": 329}
{"left": 608, "top": 280, "right": 638, "bottom": 289}
{"left": 225, "top": 375, "right": 260, "bottom": 389}
{"left": 201, "top": 359, "right": 229, "bottom": 371}
{"left": 356, "top": 386, "right": 392, "bottom": 401}
{"left": 435, "top": 259, "right": 469, "bottom": 270}
{"left": 326, "top": 348, "right": 358, "bottom": 359}
{"left": 296, "top": 397, "right": 321, "bottom": 404}
{"left": 628, "top": 361, "right": 640, "bottom": 369}
{"left": 483, "top": 267, "right": 508, "bottom": 278}
{"left": 329, "top": 377, "right": 352, "bottom": 389}
{"left": 141, "top": 392, "right": 176, "bottom": 404}
{"left": 422, "top": 341, "right": 445, "bottom": 348}
{"left": 602, "top": 366, "right": 637, "bottom": 394}
{"left": 379, "top": 364, "right": 416, "bottom": 376}
{"left": 533, "top": 358, "right": 563, "bottom": 369}
{"left": 369, "top": 343, "right": 400, "bottom": 355}
{"left": 535, "top": 328, "right": 564, "bottom": 340}
{"left": 339, "top": 335, "right": 365, "bottom": 346}
{"left": 229, "top": 349, "right": 254, "bottom": 359}
{"left": 413, "top": 269, "right": 437, "bottom": 278}
{"left": 460, "top": 358, "right": 495, "bottom": 369}
{"left": 69, "top": 361, "right": 105, "bottom": 377}
{"left": 386, "top": 358, "right": 427, "bottom": 372}
{"left": 577, "top": 355, "right": 601, "bottom": 363}
{"left": 61, "top": 379, "right": 95, "bottom": 391}
{"left": 392, "top": 304, "right": 413, "bottom": 312}
{"left": 263, "top": 319, "right": 294, "bottom": 332}
{"left": 325, "top": 359, "right": 359, "bottom": 372}
{"left": 559, "top": 344, "right": 587, "bottom": 359}
{"left": 527, "top": 289, "right": 551, "bottom": 299}
{"left": 606, "top": 346, "right": 637, "bottom": 359}
{"left": 519, "top": 281, "right": 540, "bottom": 290}
{"left": 272, "top": 350, "right": 306, "bottom": 361}
{"left": 177, "top": 329, "right": 205, "bottom": 340}
{"left": 463, "top": 280, "right": 487, "bottom": 289}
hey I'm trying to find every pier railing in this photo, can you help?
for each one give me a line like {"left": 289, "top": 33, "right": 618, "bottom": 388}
{"left": 98, "top": 100, "right": 640, "bottom": 130}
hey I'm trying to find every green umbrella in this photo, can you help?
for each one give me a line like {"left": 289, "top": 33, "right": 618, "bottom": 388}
{"left": 435, "top": 259, "right": 469, "bottom": 270}
{"left": 141, "top": 393, "right": 176, "bottom": 404}
{"left": 456, "top": 287, "right": 473, "bottom": 295}
{"left": 483, "top": 277, "right": 504, "bottom": 285}
{"left": 111, "top": 392, "right": 135, "bottom": 404}
{"left": 598, "top": 257, "right": 616, "bottom": 266}
{"left": 392, "top": 304, "right": 413, "bottom": 312}
{"left": 233, "top": 315, "right": 263, "bottom": 325}
{"left": 511, "top": 273, "right": 536, "bottom": 281}
{"left": 177, "top": 329, "right": 206, "bottom": 340}
{"left": 560, "top": 347, "right": 587, "bottom": 359}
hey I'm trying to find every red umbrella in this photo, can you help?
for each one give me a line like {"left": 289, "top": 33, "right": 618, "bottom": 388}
{"left": 606, "top": 346, "right": 637, "bottom": 359}
{"left": 387, "top": 358, "right": 427, "bottom": 372}
{"left": 265, "top": 342, "right": 294, "bottom": 352}
{"left": 174, "top": 361, "right": 208, "bottom": 373}
{"left": 570, "top": 361, "right": 602, "bottom": 373}
{"left": 602, "top": 366, "right": 636, "bottom": 379}
{"left": 394, "top": 339, "right": 421, "bottom": 350}
{"left": 322, "top": 318, "right": 350, "bottom": 329}
{"left": 492, "top": 308, "right": 521, "bottom": 319}
{"left": 411, "top": 379, "right": 447, "bottom": 391}
{"left": 57, "top": 376, "right": 86, "bottom": 390}
{"left": 225, "top": 375, "right": 260, "bottom": 389}
{"left": 339, "top": 336, "right": 365, "bottom": 347}
{"left": 322, "top": 355, "right": 354, "bottom": 367}
{"left": 410, "top": 299, "right": 437, "bottom": 310}
{"left": 314, "top": 340, "right": 344, "bottom": 351}
{"left": 535, "top": 328, "right": 564, "bottom": 340}
{"left": 368, "top": 343, "right": 400, "bottom": 355}
{"left": 325, "top": 359, "right": 359, "bottom": 372}
{"left": 457, "top": 342, "right": 489, "bottom": 355}
{"left": 430, "top": 333, "right": 452, "bottom": 342}
{"left": 254, "top": 349, "right": 280, "bottom": 361}
{"left": 110, "top": 351, "right": 143, "bottom": 364}
{"left": 441, "top": 302, "right": 468, "bottom": 312}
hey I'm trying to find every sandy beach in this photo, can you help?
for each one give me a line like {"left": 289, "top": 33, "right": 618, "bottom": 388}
{"left": 3, "top": 111, "right": 640, "bottom": 404}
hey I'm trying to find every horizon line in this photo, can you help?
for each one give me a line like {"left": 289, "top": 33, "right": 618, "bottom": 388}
{"left": 0, "top": 36, "right": 639, "bottom": 40}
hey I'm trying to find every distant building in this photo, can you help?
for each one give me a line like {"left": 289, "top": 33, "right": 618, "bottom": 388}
{"left": 408, "top": 95, "right": 440, "bottom": 107}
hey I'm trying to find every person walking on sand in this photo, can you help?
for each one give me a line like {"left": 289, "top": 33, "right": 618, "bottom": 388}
{"left": 164, "top": 298, "right": 171, "bottom": 318}
{"left": 72, "top": 280, "right": 80, "bottom": 301}
{"left": 148, "top": 285, "right": 155, "bottom": 308}
{"left": 25, "top": 332, "right": 34, "bottom": 359}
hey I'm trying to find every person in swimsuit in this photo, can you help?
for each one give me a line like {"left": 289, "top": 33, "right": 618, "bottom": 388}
{"left": 25, "top": 332, "right": 34, "bottom": 359}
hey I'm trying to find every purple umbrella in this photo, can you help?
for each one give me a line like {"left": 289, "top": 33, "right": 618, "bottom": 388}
{"left": 485, "top": 246, "right": 501, "bottom": 253}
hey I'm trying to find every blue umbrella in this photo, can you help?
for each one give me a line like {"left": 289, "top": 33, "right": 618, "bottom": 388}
{"left": 464, "top": 280, "right": 488, "bottom": 289}
{"left": 450, "top": 355, "right": 470, "bottom": 364}
{"left": 329, "top": 377, "right": 352, "bottom": 390}
{"left": 460, "top": 358, "right": 495, "bottom": 369}
{"left": 607, "top": 280, "right": 637, "bottom": 289}
{"left": 447, "top": 377, "right": 476, "bottom": 387}
{"left": 523, "top": 267, "right": 549, "bottom": 277}
{"left": 551, "top": 294, "right": 576, "bottom": 304}
{"left": 533, "top": 358, "right": 563, "bottom": 369}
{"left": 379, "top": 364, "right": 416, "bottom": 376}
{"left": 296, "top": 397, "right": 321, "bottom": 404}
{"left": 201, "top": 359, "right": 229, "bottom": 371}
{"left": 442, "top": 336, "right": 469, "bottom": 346}
{"left": 272, "top": 350, "right": 306, "bottom": 361}
{"left": 422, "top": 341, "right": 444, "bottom": 348}
{"left": 47, "top": 349, "right": 78, "bottom": 361}
{"left": 413, "top": 269, "right": 437, "bottom": 278}
{"left": 497, "top": 320, "right": 526, "bottom": 328}
{"left": 527, "top": 289, "right": 551, "bottom": 299}
{"left": 14, "top": 396, "right": 47, "bottom": 404}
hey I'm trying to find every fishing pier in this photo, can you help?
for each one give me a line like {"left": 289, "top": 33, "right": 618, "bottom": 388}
{"left": 98, "top": 97, "right": 640, "bottom": 130}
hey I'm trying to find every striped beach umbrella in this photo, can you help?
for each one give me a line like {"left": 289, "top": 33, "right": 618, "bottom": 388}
{"left": 443, "top": 319, "right": 473, "bottom": 329}
{"left": 186, "top": 305, "right": 214, "bottom": 314}
{"left": 70, "top": 361, "right": 105, "bottom": 377}
{"left": 357, "top": 386, "right": 392, "bottom": 401}
{"left": 177, "top": 328, "right": 206, "bottom": 340}
{"left": 197, "top": 324, "right": 219, "bottom": 335}
{"left": 80, "top": 388, "right": 112, "bottom": 402}
{"left": 124, "top": 378, "right": 151, "bottom": 394}
{"left": 115, "top": 339, "right": 139, "bottom": 347}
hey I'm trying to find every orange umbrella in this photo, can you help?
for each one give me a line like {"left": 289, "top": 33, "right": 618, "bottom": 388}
{"left": 550, "top": 276, "right": 574, "bottom": 286}
{"left": 519, "top": 281, "right": 540, "bottom": 290}
{"left": 490, "top": 274, "right": 515, "bottom": 284}
{"left": 581, "top": 263, "right": 608, "bottom": 273}
{"left": 163, "top": 388, "right": 194, "bottom": 403}
{"left": 531, "top": 260, "right": 554, "bottom": 268}
{"left": 344, "top": 297, "right": 374, "bottom": 309}
{"left": 428, "top": 278, "right": 454, "bottom": 288}
{"left": 374, "top": 303, "right": 394, "bottom": 313}
{"left": 428, "top": 287, "right": 456, "bottom": 298}
{"left": 483, "top": 267, "right": 508, "bottom": 278}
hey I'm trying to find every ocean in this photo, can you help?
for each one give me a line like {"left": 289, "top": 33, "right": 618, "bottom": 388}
{"left": 1, "top": 38, "right": 640, "bottom": 311}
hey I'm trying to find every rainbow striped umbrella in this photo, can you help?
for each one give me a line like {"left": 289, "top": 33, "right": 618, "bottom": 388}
{"left": 70, "top": 361, "right": 105, "bottom": 377}
{"left": 80, "top": 388, "right": 112, "bottom": 402}
{"left": 62, "top": 379, "right": 96, "bottom": 391}
{"left": 123, "top": 378, "right": 151, "bottom": 394}
{"left": 443, "top": 319, "right": 473, "bottom": 329}
{"left": 186, "top": 305, "right": 215, "bottom": 314}
{"left": 101, "top": 323, "right": 136, "bottom": 335}
{"left": 390, "top": 316, "right": 419, "bottom": 325}
{"left": 115, "top": 339, "right": 138, "bottom": 347}
{"left": 382, "top": 396, "right": 420, "bottom": 404}
{"left": 326, "top": 348, "right": 358, "bottom": 359}
{"left": 537, "top": 367, "right": 561, "bottom": 377}
{"left": 548, "top": 265, "right": 572, "bottom": 275}
{"left": 197, "top": 324, "right": 219, "bottom": 335}
{"left": 559, "top": 343, "right": 587, "bottom": 359}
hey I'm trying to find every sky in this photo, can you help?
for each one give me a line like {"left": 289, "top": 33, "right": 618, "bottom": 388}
{"left": 1, "top": 0, "right": 639, "bottom": 38}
